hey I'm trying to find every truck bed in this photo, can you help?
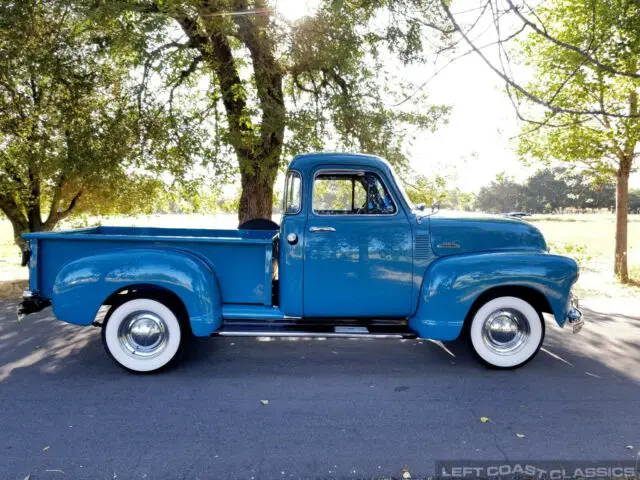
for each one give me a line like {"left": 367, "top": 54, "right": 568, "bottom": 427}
{"left": 24, "top": 226, "right": 278, "bottom": 306}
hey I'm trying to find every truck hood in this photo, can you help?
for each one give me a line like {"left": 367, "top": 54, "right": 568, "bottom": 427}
{"left": 426, "top": 211, "right": 547, "bottom": 256}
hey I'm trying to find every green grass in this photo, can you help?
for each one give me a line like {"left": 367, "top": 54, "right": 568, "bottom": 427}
{"left": 529, "top": 213, "right": 640, "bottom": 296}
{"left": 529, "top": 214, "right": 640, "bottom": 263}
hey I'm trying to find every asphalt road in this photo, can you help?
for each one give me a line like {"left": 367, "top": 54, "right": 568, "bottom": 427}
{"left": 1, "top": 298, "right": 639, "bottom": 480}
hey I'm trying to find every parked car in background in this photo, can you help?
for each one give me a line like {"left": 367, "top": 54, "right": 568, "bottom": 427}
{"left": 505, "top": 212, "right": 532, "bottom": 219}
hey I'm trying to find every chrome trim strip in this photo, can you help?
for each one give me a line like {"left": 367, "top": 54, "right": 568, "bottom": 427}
{"left": 217, "top": 331, "right": 407, "bottom": 339}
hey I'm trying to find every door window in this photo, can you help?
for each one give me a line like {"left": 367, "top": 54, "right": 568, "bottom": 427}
{"left": 312, "top": 172, "right": 396, "bottom": 215}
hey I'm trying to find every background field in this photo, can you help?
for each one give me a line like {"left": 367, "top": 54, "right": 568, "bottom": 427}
{"left": 1, "top": 213, "right": 639, "bottom": 299}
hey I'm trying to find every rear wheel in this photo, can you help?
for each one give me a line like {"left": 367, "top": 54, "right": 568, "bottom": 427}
{"left": 468, "top": 296, "right": 544, "bottom": 369}
{"left": 101, "top": 298, "right": 184, "bottom": 373}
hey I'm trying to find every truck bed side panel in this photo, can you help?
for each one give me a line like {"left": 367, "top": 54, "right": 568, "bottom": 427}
{"left": 37, "top": 237, "right": 270, "bottom": 305}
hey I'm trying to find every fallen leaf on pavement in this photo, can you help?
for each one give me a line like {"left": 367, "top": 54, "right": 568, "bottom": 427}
{"left": 516, "top": 433, "right": 525, "bottom": 438}
{"left": 480, "top": 417, "right": 490, "bottom": 423}
{"left": 42, "top": 446, "right": 50, "bottom": 451}
{"left": 260, "top": 400, "right": 269, "bottom": 405}
{"left": 24, "top": 475, "right": 30, "bottom": 480}
{"left": 626, "top": 445, "right": 633, "bottom": 449}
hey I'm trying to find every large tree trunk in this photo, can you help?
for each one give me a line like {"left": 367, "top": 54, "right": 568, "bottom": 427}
{"left": 7, "top": 214, "right": 29, "bottom": 254}
{"left": 171, "top": 1, "right": 285, "bottom": 225}
{"left": 0, "top": 180, "right": 78, "bottom": 254}
{"left": 614, "top": 163, "right": 630, "bottom": 283}
{"left": 238, "top": 170, "right": 275, "bottom": 224}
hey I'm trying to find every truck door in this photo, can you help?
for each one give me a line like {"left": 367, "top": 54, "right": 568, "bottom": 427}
{"left": 303, "top": 168, "right": 413, "bottom": 317}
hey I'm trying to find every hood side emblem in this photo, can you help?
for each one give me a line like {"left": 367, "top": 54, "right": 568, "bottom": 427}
{"left": 437, "top": 241, "right": 461, "bottom": 249}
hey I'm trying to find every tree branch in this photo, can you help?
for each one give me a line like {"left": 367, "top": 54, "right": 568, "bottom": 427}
{"left": 439, "top": 0, "right": 640, "bottom": 118}
{"left": 171, "top": 8, "right": 255, "bottom": 158}
{"left": 231, "top": 0, "right": 285, "bottom": 159}
{"left": 168, "top": 54, "right": 205, "bottom": 113}
{"left": 56, "top": 191, "right": 82, "bottom": 222}
{"left": 505, "top": 0, "right": 640, "bottom": 79}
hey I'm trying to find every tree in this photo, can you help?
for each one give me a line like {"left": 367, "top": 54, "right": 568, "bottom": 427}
{"left": 562, "top": 170, "right": 615, "bottom": 211}
{"left": 513, "top": 0, "right": 639, "bottom": 281}
{"left": 0, "top": 0, "right": 205, "bottom": 252}
{"left": 445, "top": 188, "right": 475, "bottom": 211}
{"left": 523, "top": 169, "right": 569, "bottom": 213}
{"left": 475, "top": 174, "right": 524, "bottom": 213}
{"left": 404, "top": 172, "right": 449, "bottom": 208}
{"left": 432, "top": 0, "right": 639, "bottom": 282}
{"left": 630, "top": 189, "right": 640, "bottom": 213}
{"left": 98, "top": 0, "right": 450, "bottom": 224}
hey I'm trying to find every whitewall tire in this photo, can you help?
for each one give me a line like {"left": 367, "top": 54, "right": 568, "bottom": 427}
{"left": 469, "top": 296, "right": 544, "bottom": 369}
{"left": 102, "top": 298, "right": 183, "bottom": 373}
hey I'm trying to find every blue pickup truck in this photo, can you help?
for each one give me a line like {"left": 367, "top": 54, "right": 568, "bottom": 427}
{"left": 18, "top": 153, "right": 583, "bottom": 372}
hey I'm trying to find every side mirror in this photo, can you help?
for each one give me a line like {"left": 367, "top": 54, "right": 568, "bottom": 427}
{"left": 431, "top": 202, "right": 440, "bottom": 214}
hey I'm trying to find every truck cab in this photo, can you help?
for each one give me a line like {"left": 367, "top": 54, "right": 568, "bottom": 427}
{"left": 278, "top": 153, "right": 414, "bottom": 319}
{"left": 19, "top": 152, "right": 583, "bottom": 373}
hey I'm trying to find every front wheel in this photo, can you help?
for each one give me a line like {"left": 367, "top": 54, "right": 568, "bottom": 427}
{"left": 468, "top": 296, "right": 545, "bottom": 369}
{"left": 102, "top": 298, "right": 184, "bottom": 373}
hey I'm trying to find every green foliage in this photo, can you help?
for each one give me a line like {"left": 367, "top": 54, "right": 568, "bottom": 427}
{"left": 89, "top": 0, "right": 450, "bottom": 221}
{"left": 512, "top": 0, "right": 639, "bottom": 279}
{"left": 0, "top": 0, "right": 223, "bottom": 248}
{"left": 475, "top": 167, "right": 620, "bottom": 214}
{"left": 403, "top": 173, "right": 449, "bottom": 207}
{"left": 631, "top": 189, "right": 640, "bottom": 213}
{"left": 220, "top": 190, "right": 241, "bottom": 215}
{"left": 514, "top": 0, "right": 639, "bottom": 178}
{"left": 547, "top": 241, "right": 593, "bottom": 267}
{"left": 513, "top": 0, "right": 638, "bottom": 280}
{"left": 272, "top": 188, "right": 282, "bottom": 209}
{"left": 445, "top": 189, "right": 476, "bottom": 211}
{"left": 475, "top": 175, "right": 525, "bottom": 213}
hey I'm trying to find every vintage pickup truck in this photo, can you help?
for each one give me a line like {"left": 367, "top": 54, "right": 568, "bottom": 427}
{"left": 18, "top": 152, "right": 583, "bottom": 372}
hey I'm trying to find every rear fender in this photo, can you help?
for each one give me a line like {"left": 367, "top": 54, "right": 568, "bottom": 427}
{"left": 52, "top": 248, "right": 222, "bottom": 336}
{"left": 409, "top": 252, "right": 579, "bottom": 340}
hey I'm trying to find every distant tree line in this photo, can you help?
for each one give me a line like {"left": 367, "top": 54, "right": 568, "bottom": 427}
{"left": 473, "top": 168, "right": 640, "bottom": 214}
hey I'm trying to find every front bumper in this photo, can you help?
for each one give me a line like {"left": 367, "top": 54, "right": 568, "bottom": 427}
{"left": 566, "top": 296, "right": 584, "bottom": 333}
{"left": 17, "top": 291, "right": 50, "bottom": 321}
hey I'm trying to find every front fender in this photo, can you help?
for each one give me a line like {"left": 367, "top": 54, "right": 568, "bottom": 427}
{"left": 52, "top": 248, "right": 222, "bottom": 336}
{"left": 409, "top": 252, "right": 579, "bottom": 340}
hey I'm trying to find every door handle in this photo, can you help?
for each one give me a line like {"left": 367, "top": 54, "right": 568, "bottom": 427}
{"left": 309, "top": 226, "right": 336, "bottom": 232}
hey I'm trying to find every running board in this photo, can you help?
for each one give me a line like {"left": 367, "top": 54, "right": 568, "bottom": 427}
{"left": 214, "top": 323, "right": 417, "bottom": 339}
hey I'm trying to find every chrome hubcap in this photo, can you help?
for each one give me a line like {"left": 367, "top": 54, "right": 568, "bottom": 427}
{"left": 482, "top": 309, "right": 530, "bottom": 355}
{"left": 118, "top": 311, "right": 168, "bottom": 358}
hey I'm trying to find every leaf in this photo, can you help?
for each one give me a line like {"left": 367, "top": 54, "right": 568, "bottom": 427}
{"left": 43, "top": 446, "right": 50, "bottom": 451}
{"left": 626, "top": 445, "right": 633, "bottom": 449}
{"left": 260, "top": 400, "right": 269, "bottom": 405}
{"left": 516, "top": 433, "right": 525, "bottom": 438}
{"left": 24, "top": 475, "right": 31, "bottom": 480}
{"left": 480, "top": 417, "right": 490, "bottom": 423}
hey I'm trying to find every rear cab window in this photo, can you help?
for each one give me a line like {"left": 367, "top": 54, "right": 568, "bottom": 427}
{"left": 283, "top": 170, "right": 302, "bottom": 214}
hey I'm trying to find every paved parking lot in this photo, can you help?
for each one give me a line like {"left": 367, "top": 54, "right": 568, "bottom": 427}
{"left": 1, "top": 298, "right": 639, "bottom": 480}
